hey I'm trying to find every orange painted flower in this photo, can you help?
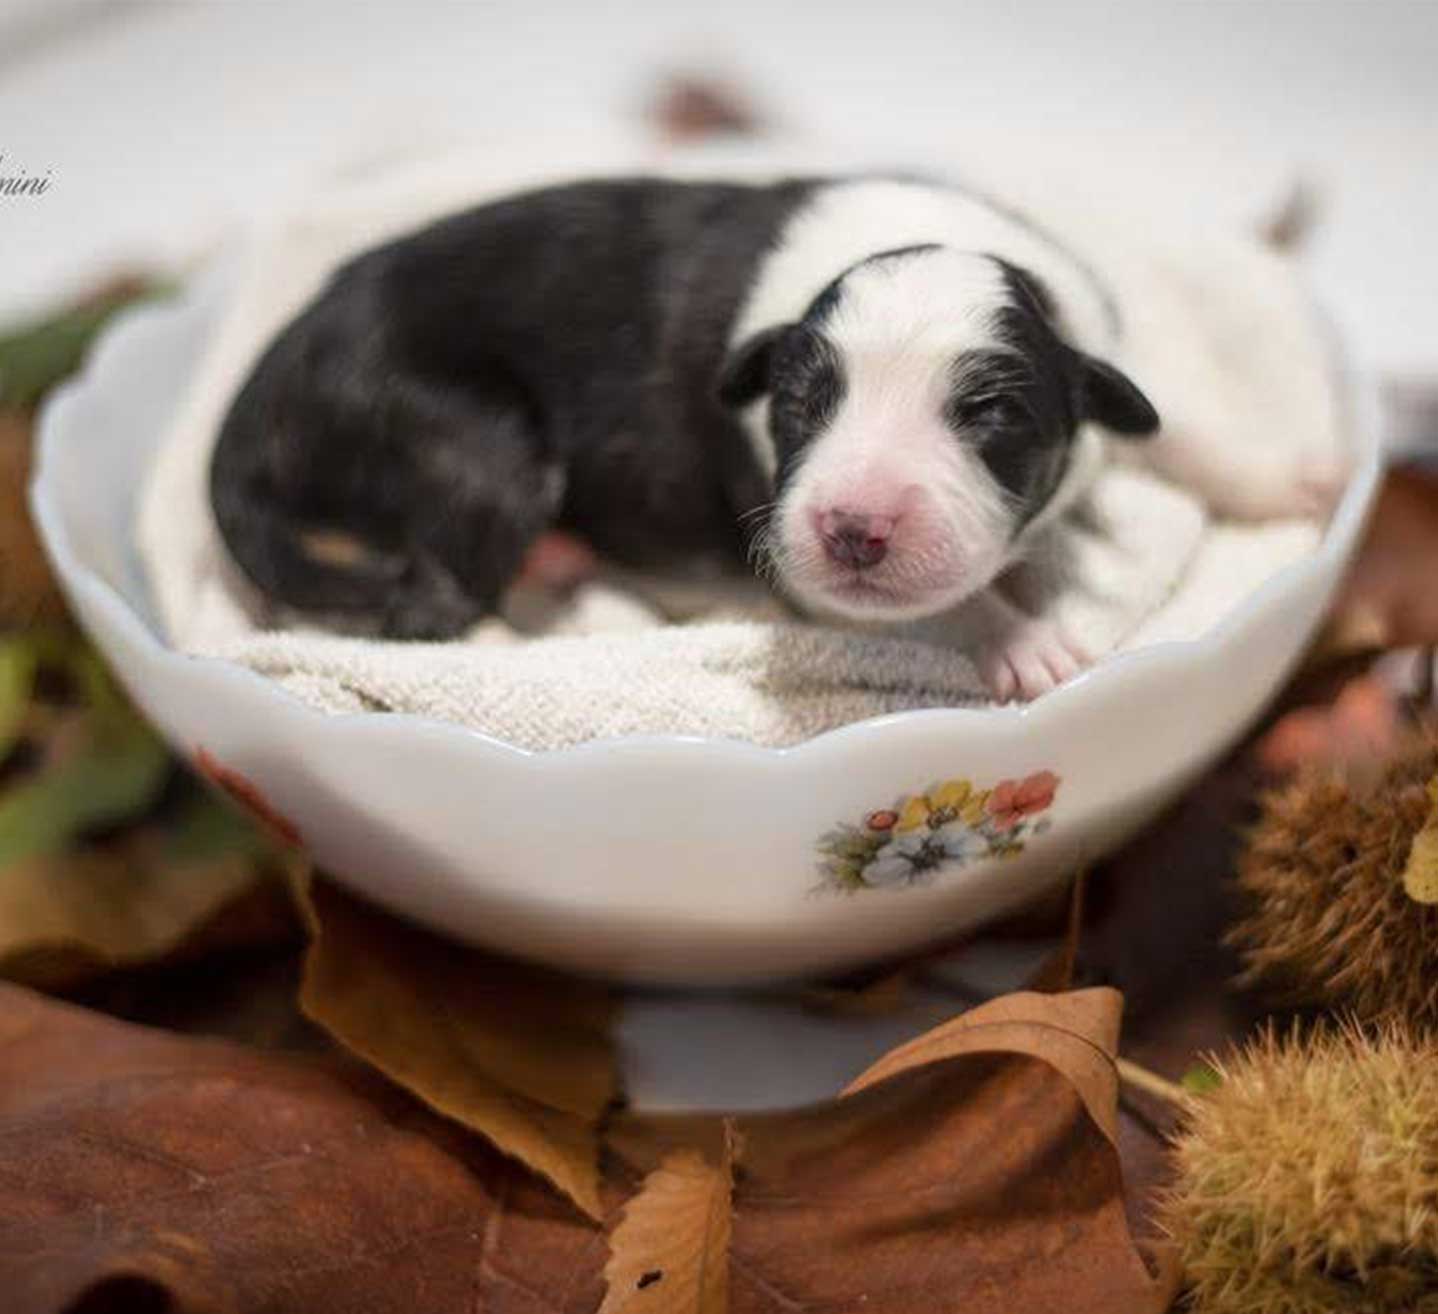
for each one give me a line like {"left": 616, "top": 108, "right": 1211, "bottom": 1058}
{"left": 985, "top": 771, "right": 1060, "bottom": 832}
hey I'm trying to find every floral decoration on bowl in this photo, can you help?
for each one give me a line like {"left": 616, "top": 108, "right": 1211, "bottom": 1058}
{"left": 817, "top": 771, "right": 1060, "bottom": 892}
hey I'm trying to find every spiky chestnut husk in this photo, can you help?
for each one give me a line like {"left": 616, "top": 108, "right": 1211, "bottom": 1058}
{"left": 1161, "top": 1023, "right": 1438, "bottom": 1313}
{"left": 1227, "top": 735, "right": 1438, "bottom": 1029}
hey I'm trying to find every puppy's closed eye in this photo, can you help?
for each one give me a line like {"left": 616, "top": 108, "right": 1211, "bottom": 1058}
{"left": 947, "top": 394, "right": 1031, "bottom": 433}
{"left": 801, "top": 361, "right": 844, "bottom": 429}
{"left": 772, "top": 331, "right": 846, "bottom": 435}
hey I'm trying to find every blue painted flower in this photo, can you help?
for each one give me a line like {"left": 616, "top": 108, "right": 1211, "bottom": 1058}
{"left": 862, "top": 820, "right": 985, "bottom": 887}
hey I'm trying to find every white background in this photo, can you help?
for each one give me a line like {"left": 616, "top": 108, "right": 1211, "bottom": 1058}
{"left": 1, "top": 0, "right": 1435, "bottom": 379}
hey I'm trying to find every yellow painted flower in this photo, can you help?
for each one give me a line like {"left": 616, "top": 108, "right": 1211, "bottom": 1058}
{"left": 930, "top": 779, "right": 972, "bottom": 812}
{"left": 894, "top": 795, "right": 930, "bottom": 833}
{"left": 894, "top": 779, "right": 987, "bottom": 832}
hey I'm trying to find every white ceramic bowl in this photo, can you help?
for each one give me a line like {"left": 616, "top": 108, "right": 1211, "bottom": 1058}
{"left": 31, "top": 264, "right": 1381, "bottom": 985}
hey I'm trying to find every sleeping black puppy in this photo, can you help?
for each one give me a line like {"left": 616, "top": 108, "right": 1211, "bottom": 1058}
{"left": 210, "top": 175, "right": 1161, "bottom": 698}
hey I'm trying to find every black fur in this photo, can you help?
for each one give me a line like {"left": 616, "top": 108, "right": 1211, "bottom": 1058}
{"left": 211, "top": 177, "right": 816, "bottom": 638}
{"left": 761, "top": 326, "right": 849, "bottom": 493}
{"left": 939, "top": 257, "right": 1157, "bottom": 531}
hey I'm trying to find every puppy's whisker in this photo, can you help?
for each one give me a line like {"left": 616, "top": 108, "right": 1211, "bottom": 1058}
{"left": 745, "top": 525, "right": 775, "bottom": 579}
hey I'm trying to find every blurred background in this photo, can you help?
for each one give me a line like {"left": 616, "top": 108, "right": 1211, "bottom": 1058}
{"left": 1, "top": 0, "right": 1435, "bottom": 389}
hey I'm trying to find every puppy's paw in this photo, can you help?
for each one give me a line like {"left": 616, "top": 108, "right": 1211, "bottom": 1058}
{"left": 978, "top": 621, "right": 1091, "bottom": 703}
{"left": 514, "top": 530, "right": 600, "bottom": 594}
{"left": 380, "top": 597, "right": 482, "bottom": 641}
{"left": 379, "top": 557, "right": 487, "bottom": 640}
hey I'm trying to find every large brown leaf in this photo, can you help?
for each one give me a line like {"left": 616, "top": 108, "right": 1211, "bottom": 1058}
{"left": 608, "top": 988, "right": 1180, "bottom": 1314}
{"left": 2, "top": 980, "right": 1179, "bottom": 1314}
{"left": 0, "top": 983, "right": 609, "bottom": 1314}
{"left": 295, "top": 878, "right": 618, "bottom": 1218}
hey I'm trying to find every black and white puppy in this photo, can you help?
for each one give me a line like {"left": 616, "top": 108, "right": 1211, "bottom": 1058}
{"left": 210, "top": 175, "right": 1161, "bottom": 698}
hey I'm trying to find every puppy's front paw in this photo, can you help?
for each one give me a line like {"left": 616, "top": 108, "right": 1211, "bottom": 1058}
{"left": 379, "top": 556, "right": 486, "bottom": 640}
{"left": 978, "top": 621, "right": 1091, "bottom": 703}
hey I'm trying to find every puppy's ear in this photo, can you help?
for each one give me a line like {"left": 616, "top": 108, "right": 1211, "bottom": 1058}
{"left": 717, "top": 325, "right": 790, "bottom": 408}
{"left": 1077, "top": 354, "right": 1160, "bottom": 437}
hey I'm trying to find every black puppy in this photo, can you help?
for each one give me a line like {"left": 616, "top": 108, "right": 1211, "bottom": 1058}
{"left": 211, "top": 175, "right": 1159, "bottom": 693}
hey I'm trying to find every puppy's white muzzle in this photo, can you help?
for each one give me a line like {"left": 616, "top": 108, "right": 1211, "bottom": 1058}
{"left": 773, "top": 474, "right": 1009, "bottom": 623}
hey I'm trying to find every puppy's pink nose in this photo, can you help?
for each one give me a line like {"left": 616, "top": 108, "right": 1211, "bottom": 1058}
{"left": 817, "top": 510, "right": 893, "bottom": 569}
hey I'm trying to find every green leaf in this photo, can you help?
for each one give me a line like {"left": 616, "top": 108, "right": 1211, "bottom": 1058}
{"left": 0, "top": 281, "right": 170, "bottom": 409}
{"left": 0, "top": 634, "right": 37, "bottom": 762}
{"left": 0, "top": 718, "right": 170, "bottom": 870}
{"left": 160, "top": 784, "right": 270, "bottom": 864}
{"left": 0, "top": 631, "right": 172, "bottom": 871}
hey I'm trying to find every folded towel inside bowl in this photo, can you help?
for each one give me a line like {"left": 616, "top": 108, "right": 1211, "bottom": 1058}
{"left": 136, "top": 149, "right": 1325, "bottom": 751}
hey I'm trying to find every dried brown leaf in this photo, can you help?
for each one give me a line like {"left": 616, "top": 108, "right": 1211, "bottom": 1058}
{"left": 2, "top": 974, "right": 1176, "bottom": 1313}
{"left": 0, "top": 983, "right": 608, "bottom": 1314}
{"left": 0, "top": 842, "right": 255, "bottom": 989}
{"left": 0, "top": 410, "right": 67, "bottom": 623}
{"left": 609, "top": 988, "right": 1180, "bottom": 1314}
{"left": 842, "top": 986, "right": 1123, "bottom": 1138}
{"left": 295, "top": 877, "right": 618, "bottom": 1218}
{"left": 600, "top": 1134, "right": 733, "bottom": 1314}
{"left": 0, "top": 790, "right": 286, "bottom": 990}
